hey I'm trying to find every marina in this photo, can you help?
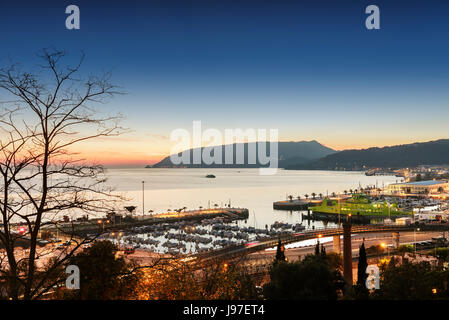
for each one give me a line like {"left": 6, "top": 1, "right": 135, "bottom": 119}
{"left": 102, "top": 218, "right": 307, "bottom": 255}
{"left": 32, "top": 170, "right": 449, "bottom": 256}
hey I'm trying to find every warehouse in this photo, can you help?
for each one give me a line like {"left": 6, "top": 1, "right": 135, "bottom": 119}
{"left": 386, "top": 180, "right": 449, "bottom": 196}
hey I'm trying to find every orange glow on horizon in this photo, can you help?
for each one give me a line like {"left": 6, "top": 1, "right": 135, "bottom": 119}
{"left": 89, "top": 156, "right": 164, "bottom": 167}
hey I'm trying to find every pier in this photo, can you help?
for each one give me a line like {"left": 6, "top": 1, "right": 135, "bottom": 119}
{"left": 41, "top": 207, "right": 249, "bottom": 237}
{"left": 273, "top": 199, "right": 321, "bottom": 210}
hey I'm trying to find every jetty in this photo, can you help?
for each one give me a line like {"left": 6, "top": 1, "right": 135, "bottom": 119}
{"left": 41, "top": 207, "right": 249, "bottom": 237}
{"left": 273, "top": 199, "right": 321, "bottom": 210}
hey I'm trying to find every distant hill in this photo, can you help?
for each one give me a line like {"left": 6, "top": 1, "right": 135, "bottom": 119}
{"left": 287, "top": 139, "right": 449, "bottom": 170}
{"left": 150, "top": 140, "right": 336, "bottom": 168}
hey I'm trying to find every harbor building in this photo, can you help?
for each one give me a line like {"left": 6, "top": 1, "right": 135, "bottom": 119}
{"left": 385, "top": 180, "right": 449, "bottom": 197}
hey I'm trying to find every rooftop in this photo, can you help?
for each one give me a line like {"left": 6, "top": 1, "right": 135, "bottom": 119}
{"left": 402, "top": 180, "right": 447, "bottom": 186}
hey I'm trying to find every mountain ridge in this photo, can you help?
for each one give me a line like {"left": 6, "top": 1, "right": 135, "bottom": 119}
{"left": 149, "top": 140, "right": 336, "bottom": 168}
{"left": 286, "top": 139, "right": 449, "bottom": 170}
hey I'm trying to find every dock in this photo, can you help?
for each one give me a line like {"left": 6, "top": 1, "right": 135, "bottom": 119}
{"left": 41, "top": 207, "right": 249, "bottom": 237}
{"left": 273, "top": 199, "right": 321, "bottom": 211}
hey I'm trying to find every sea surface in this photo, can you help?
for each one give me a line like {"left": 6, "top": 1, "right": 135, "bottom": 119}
{"left": 104, "top": 168, "right": 400, "bottom": 230}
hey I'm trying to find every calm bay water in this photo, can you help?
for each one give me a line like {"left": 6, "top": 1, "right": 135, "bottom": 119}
{"left": 105, "top": 168, "right": 399, "bottom": 230}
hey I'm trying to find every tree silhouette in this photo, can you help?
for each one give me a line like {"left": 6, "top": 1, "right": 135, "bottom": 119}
{"left": 264, "top": 255, "right": 345, "bottom": 300}
{"left": 354, "top": 241, "right": 369, "bottom": 299}
{"left": 275, "top": 239, "right": 286, "bottom": 262}
{"left": 65, "top": 241, "right": 141, "bottom": 300}
{"left": 0, "top": 49, "right": 125, "bottom": 300}
{"left": 315, "top": 241, "right": 320, "bottom": 255}
{"left": 357, "top": 242, "right": 368, "bottom": 287}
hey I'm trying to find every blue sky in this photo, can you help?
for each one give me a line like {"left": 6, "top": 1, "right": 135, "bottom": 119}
{"left": 1, "top": 0, "right": 449, "bottom": 165}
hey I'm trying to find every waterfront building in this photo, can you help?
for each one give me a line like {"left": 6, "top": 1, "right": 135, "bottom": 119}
{"left": 385, "top": 180, "right": 449, "bottom": 197}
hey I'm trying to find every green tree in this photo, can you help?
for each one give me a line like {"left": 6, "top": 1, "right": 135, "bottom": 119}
{"left": 65, "top": 241, "right": 142, "bottom": 300}
{"left": 374, "top": 259, "right": 444, "bottom": 300}
{"left": 398, "top": 244, "right": 414, "bottom": 256}
{"left": 325, "top": 252, "right": 342, "bottom": 271}
{"left": 201, "top": 264, "right": 259, "bottom": 300}
{"left": 433, "top": 247, "right": 449, "bottom": 262}
{"left": 263, "top": 255, "right": 345, "bottom": 300}
{"left": 141, "top": 260, "right": 259, "bottom": 300}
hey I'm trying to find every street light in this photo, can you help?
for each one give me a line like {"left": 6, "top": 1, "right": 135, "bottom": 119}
{"left": 97, "top": 219, "right": 105, "bottom": 232}
{"left": 18, "top": 226, "right": 26, "bottom": 235}
{"left": 387, "top": 202, "right": 391, "bottom": 221}
{"left": 381, "top": 242, "right": 389, "bottom": 259}
{"left": 414, "top": 227, "right": 420, "bottom": 255}
{"left": 142, "top": 181, "right": 145, "bottom": 216}
{"left": 338, "top": 193, "right": 341, "bottom": 225}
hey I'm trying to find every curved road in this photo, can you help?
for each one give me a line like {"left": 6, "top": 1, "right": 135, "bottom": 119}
{"left": 193, "top": 223, "right": 449, "bottom": 263}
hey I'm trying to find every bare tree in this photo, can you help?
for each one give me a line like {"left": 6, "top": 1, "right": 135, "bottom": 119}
{"left": 0, "top": 48, "right": 126, "bottom": 299}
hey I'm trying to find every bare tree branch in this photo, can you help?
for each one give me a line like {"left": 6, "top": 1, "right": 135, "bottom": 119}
{"left": 0, "top": 48, "right": 126, "bottom": 299}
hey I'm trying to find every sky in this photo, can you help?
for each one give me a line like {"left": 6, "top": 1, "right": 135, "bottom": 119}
{"left": 1, "top": 0, "right": 449, "bottom": 166}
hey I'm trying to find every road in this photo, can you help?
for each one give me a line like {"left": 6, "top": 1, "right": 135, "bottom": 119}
{"left": 242, "top": 230, "right": 446, "bottom": 268}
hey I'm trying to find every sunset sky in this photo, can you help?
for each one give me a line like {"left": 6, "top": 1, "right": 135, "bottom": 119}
{"left": 1, "top": 0, "right": 449, "bottom": 167}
